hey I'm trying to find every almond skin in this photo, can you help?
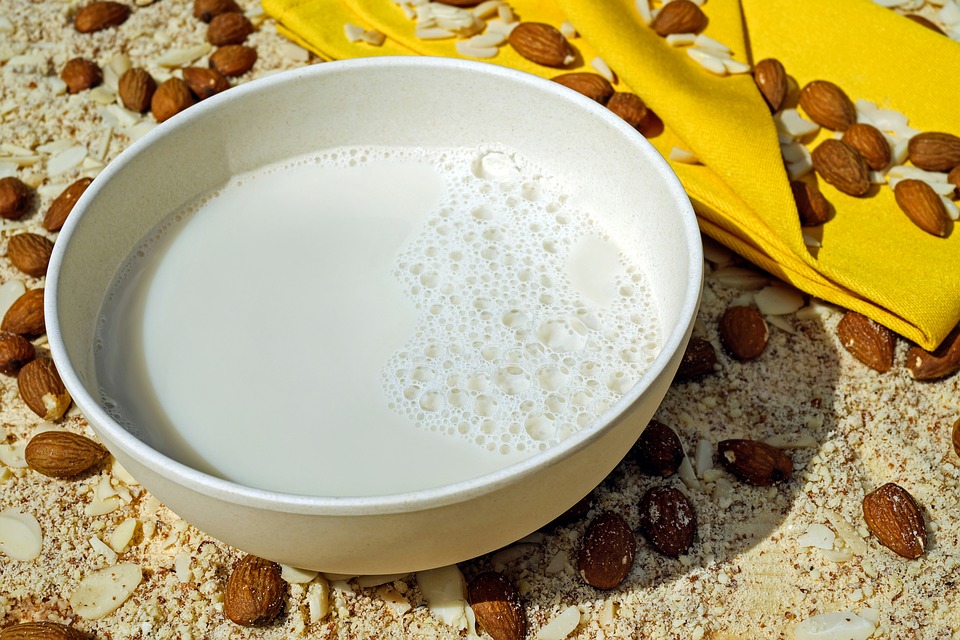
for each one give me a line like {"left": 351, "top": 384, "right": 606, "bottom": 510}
{"left": 207, "top": 11, "right": 254, "bottom": 46}
{"left": 907, "top": 131, "right": 960, "bottom": 172}
{"left": 194, "top": 0, "right": 241, "bottom": 22}
{"left": 752, "top": 58, "right": 787, "bottom": 112}
{"left": 151, "top": 77, "right": 196, "bottom": 123}
{"left": 118, "top": 67, "right": 157, "bottom": 113}
{"left": 674, "top": 336, "right": 718, "bottom": 380}
{"left": 718, "top": 439, "right": 793, "bottom": 486}
{"left": 74, "top": 1, "right": 131, "bottom": 33}
{"left": 552, "top": 72, "right": 614, "bottom": 104}
{"left": 606, "top": 92, "right": 649, "bottom": 131}
{"left": 18, "top": 357, "right": 72, "bottom": 421}
{"left": 637, "top": 486, "right": 696, "bottom": 557}
{"left": 811, "top": 139, "right": 870, "bottom": 196}
{"left": 894, "top": 179, "right": 951, "bottom": 237}
{"left": 0, "top": 331, "right": 36, "bottom": 376}
{"left": 953, "top": 417, "right": 960, "bottom": 458}
{"left": 718, "top": 305, "right": 768, "bottom": 361}
{"left": 182, "top": 67, "right": 230, "bottom": 100}
{"left": 905, "top": 323, "right": 960, "bottom": 381}
{"left": 577, "top": 511, "right": 637, "bottom": 590}
{"left": 651, "top": 0, "right": 707, "bottom": 36}
{"left": 0, "top": 176, "right": 33, "bottom": 220}
{"left": 467, "top": 572, "right": 527, "bottom": 640}
{"left": 1, "top": 288, "right": 45, "bottom": 338}
{"left": 210, "top": 44, "right": 258, "bottom": 77}
{"left": 44, "top": 177, "right": 92, "bottom": 232}
{"left": 799, "top": 80, "right": 857, "bottom": 131}
{"left": 862, "top": 483, "right": 926, "bottom": 559}
{"left": 7, "top": 232, "right": 54, "bottom": 277}
{"left": 0, "top": 621, "right": 89, "bottom": 640}
{"left": 630, "top": 420, "right": 683, "bottom": 478}
{"left": 224, "top": 555, "right": 286, "bottom": 626}
{"left": 25, "top": 430, "right": 109, "bottom": 478}
{"left": 60, "top": 57, "right": 103, "bottom": 94}
{"left": 508, "top": 22, "right": 573, "bottom": 68}
{"left": 791, "top": 180, "right": 833, "bottom": 226}
{"left": 836, "top": 311, "right": 896, "bottom": 372}
{"left": 842, "top": 123, "right": 891, "bottom": 171}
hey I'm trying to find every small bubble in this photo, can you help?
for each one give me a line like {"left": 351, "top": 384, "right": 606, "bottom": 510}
{"left": 419, "top": 391, "right": 445, "bottom": 412}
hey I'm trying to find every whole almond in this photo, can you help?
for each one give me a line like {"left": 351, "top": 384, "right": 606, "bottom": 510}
{"left": 7, "top": 232, "right": 54, "bottom": 277}
{"left": 799, "top": 80, "right": 856, "bottom": 131}
{"left": 718, "top": 305, "right": 768, "bottom": 361}
{"left": 118, "top": 68, "right": 157, "bottom": 113}
{"left": 0, "top": 621, "right": 89, "bottom": 640}
{"left": 151, "top": 77, "right": 196, "bottom": 123}
{"left": 224, "top": 555, "right": 286, "bottom": 626}
{"left": 753, "top": 58, "right": 787, "bottom": 112}
{"left": 650, "top": 0, "right": 707, "bottom": 36}
{"left": 60, "top": 57, "right": 103, "bottom": 94}
{"left": 953, "top": 417, "right": 960, "bottom": 457}
{"left": 907, "top": 131, "right": 960, "bottom": 172}
{"left": 630, "top": 420, "right": 683, "bottom": 477}
{"left": 25, "top": 430, "right": 108, "bottom": 478}
{"left": 842, "top": 123, "right": 891, "bottom": 171}
{"left": 545, "top": 491, "right": 594, "bottom": 528}
{"left": 467, "top": 572, "right": 527, "bottom": 640}
{"left": 791, "top": 179, "right": 832, "bottom": 226}
{"left": 674, "top": 336, "right": 718, "bottom": 380}
{"left": 508, "top": 22, "right": 573, "bottom": 68}
{"left": 906, "top": 13, "right": 945, "bottom": 34}
{"left": 577, "top": 511, "right": 636, "bottom": 590}
{"left": 811, "top": 139, "right": 870, "bottom": 196}
{"left": 905, "top": 323, "right": 960, "bottom": 381}
{"left": 0, "top": 332, "right": 36, "bottom": 376}
{"left": 862, "top": 482, "right": 926, "bottom": 559}
{"left": 894, "top": 179, "right": 950, "bottom": 237}
{"left": 606, "top": 92, "right": 649, "bottom": 131}
{"left": 1, "top": 288, "right": 45, "bottom": 338}
{"left": 207, "top": 12, "right": 254, "bottom": 46}
{"left": 182, "top": 67, "right": 230, "bottom": 100}
{"left": 637, "top": 486, "right": 696, "bottom": 557}
{"left": 74, "top": 1, "right": 130, "bottom": 33}
{"left": 552, "top": 72, "right": 614, "bottom": 104}
{"left": 18, "top": 357, "right": 72, "bottom": 421}
{"left": 45, "top": 177, "right": 93, "bottom": 232}
{"left": 210, "top": 44, "right": 258, "bottom": 77}
{"left": 836, "top": 310, "right": 896, "bottom": 372}
{"left": 0, "top": 176, "right": 33, "bottom": 220}
{"left": 194, "top": 0, "right": 241, "bottom": 22}
{"left": 718, "top": 439, "right": 793, "bottom": 486}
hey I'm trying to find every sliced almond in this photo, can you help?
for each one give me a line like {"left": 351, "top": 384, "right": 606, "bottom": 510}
{"left": 507, "top": 22, "right": 573, "bottom": 68}
{"left": 18, "top": 357, "right": 72, "bottom": 421}
{"left": 70, "top": 563, "right": 143, "bottom": 619}
{"left": 836, "top": 311, "right": 895, "bottom": 372}
{"left": 0, "top": 508, "right": 43, "bottom": 561}
{"left": 841, "top": 123, "right": 891, "bottom": 171}
{"left": 811, "top": 139, "right": 870, "bottom": 196}
{"left": 894, "top": 179, "right": 951, "bottom": 237}
{"left": 862, "top": 483, "right": 926, "bottom": 559}
{"left": 25, "top": 430, "right": 109, "bottom": 478}
{"left": 224, "top": 554, "right": 287, "bottom": 626}
{"left": 44, "top": 177, "right": 93, "bottom": 232}
{"left": 718, "top": 305, "right": 768, "bottom": 361}
{"left": 799, "top": 80, "right": 856, "bottom": 131}
{"left": 577, "top": 511, "right": 636, "bottom": 590}
{"left": 650, "top": 0, "right": 707, "bottom": 37}
{"left": 1, "top": 288, "right": 45, "bottom": 338}
{"left": 717, "top": 439, "right": 793, "bottom": 486}
{"left": 905, "top": 323, "right": 960, "bottom": 381}
{"left": 752, "top": 58, "right": 787, "bottom": 112}
{"left": 467, "top": 572, "right": 526, "bottom": 640}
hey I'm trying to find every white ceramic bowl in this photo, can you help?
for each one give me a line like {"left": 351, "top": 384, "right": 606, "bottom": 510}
{"left": 47, "top": 57, "right": 701, "bottom": 574}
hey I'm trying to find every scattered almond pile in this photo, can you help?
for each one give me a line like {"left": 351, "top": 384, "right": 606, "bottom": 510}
{"left": 1, "top": 1, "right": 959, "bottom": 639}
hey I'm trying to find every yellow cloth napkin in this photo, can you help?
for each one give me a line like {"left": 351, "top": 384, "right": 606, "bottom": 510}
{"left": 261, "top": 0, "right": 960, "bottom": 350}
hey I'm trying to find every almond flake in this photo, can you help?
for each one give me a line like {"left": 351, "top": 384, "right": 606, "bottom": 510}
{"left": 0, "top": 443, "right": 27, "bottom": 468}
{"left": 70, "top": 563, "right": 143, "bottom": 619}
{"left": 46, "top": 144, "right": 87, "bottom": 176}
{"left": 0, "top": 280, "right": 27, "bottom": 319}
{"left": 0, "top": 508, "right": 42, "bottom": 561}
{"left": 635, "top": 0, "right": 653, "bottom": 24}
{"left": 754, "top": 285, "right": 804, "bottom": 315}
{"left": 668, "top": 146, "right": 700, "bottom": 164}
{"left": 471, "top": 1, "right": 502, "bottom": 19}
{"left": 794, "top": 611, "right": 875, "bottom": 640}
{"left": 665, "top": 32, "right": 696, "bottom": 46}
{"left": 797, "top": 523, "right": 836, "bottom": 549}
{"left": 307, "top": 577, "right": 331, "bottom": 623}
{"left": 415, "top": 565, "right": 476, "bottom": 634}
{"left": 686, "top": 47, "right": 727, "bottom": 74}
{"left": 590, "top": 57, "right": 615, "bottom": 82}
{"left": 693, "top": 33, "right": 730, "bottom": 54}
{"left": 280, "top": 564, "right": 319, "bottom": 583}
{"left": 415, "top": 26, "right": 455, "bottom": 39}
{"left": 154, "top": 43, "right": 211, "bottom": 68}
{"left": 776, "top": 108, "right": 821, "bottom": 139}
{"left": 109, "top": 518, "right": 138, "bottom": 553}
{"left": 536, "top": 605, "right": 581, "bottom": 640}
{"left": 344, "top": 23, "right": 365, "bottom": 42}
{"left": 89, "top": 535, "right": 119, "bottom": 564}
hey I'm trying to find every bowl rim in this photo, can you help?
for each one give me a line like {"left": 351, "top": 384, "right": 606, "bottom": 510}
{"left": 46, "top": 56, "right": 702, "bottom": 517}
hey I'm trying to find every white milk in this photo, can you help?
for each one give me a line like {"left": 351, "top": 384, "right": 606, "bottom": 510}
{"left": 95, "top": 146, "right": 662, "bottom": 497}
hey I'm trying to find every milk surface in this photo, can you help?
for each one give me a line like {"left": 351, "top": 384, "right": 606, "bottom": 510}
{"left": 95, "top": 146, "right": 661, "bottom": 496}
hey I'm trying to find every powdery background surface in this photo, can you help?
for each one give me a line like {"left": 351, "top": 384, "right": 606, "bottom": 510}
{"left": 1, "top": 1, "right": 959, "bottom": 638}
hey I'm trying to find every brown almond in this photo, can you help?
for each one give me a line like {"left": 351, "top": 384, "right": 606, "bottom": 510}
{"left": 718, "top": 305, "right": 768, "bottom": 361}
{"left": 650, "top": 0, "right": 707, "bottom": 36}
{"left": 953, "top": 417, "right": 960, "bottom": 458}
{"left": 508, "top": 22, "right": 573, "bottom": 68}
{"left": 25, "top": 430, "right": 108, "bottom": 478}
{"left": 718, "top": 439, "right": 792, "bottom": 486}
{"left": 894, "top": 179, "right": 950, "bottom": 237}
{"left": 18, "top": 357, "right": 72, "bottom": 421}
{"left": 798, "top": 80, "right": 856, "bottom": 131}
{"left": 467, "top": 572, "right": 527, "bottom": 640}
{"left": 552, "top": 72, "right": 614, "bottom": 104}
{"left": 545, "top": 491, "right": 594, "bottom": 528}
{"left": 906, "top": 13, "right": 945, "bottom": 34}
{"left": 752, "top": 58, "right": 787, "bottom": 112}
{"left": 577, "top": 511, "right": 636, "bottom": 590}
{"left": 182, "top": 67, "right": 230, "bottom": 100}
{"left": 151, "top": 77, "right": 196, "bottom": 123}
{"left": 194, "top": 0, "right": 241, "bottom": 22}
{"left": 0, "top": 621, "right": 89, "bottom": 640}
{"left": 1, "top": 288, "right": 45, "bottom": 338}
{"left": 791, "top": 179, "right": 833, "bottom": 226}
{"left": 0, "top": 331, "right": 36, "bottom": 376}
{"left": 118, "top": 67, "right": 157, "bottom": 113}
{"left": 0, "top": 176, "right": 33, "bottom": 220}
{"left": 862, "top": 483, "right": 926, "bottom": 559}
{"left": 606, "top": 92, "right": 649, "bottom": 131}
{"left": 908, "top": 131, "right": 960, "bottom": 172}
{"left": 210, "top": 44, "right": 258, "bottom": 77}
{"left": 842, "top": 123, "right": 891, "bottom": 171}
{"left": 60, "top": 57, "right": 103, "bottom": 94}
{"left": 630, "top": 420, "right": 683, "bottom": 478}
{"left": 811, "top": 139, "right": 870, "bottom": 196}
{"left": 836, "top": 310, "right": 896, "bottom": 372}
{"left": 7, "top": 232, "right": 54, "bottom": 277}
{"left": 74, "top": 1, "right": 130, "bottom": 33}
{"left": 44, "top": 177, "right": 93, "bottom": 232}
{"left": 948, "top": 165, "right": 960, "bottom": 198}
{"left": 637, "top": 486, "right": 696, "bottom": 557}
{"left": 207, "top": 11, "right": 254, "bottom": 46}
{"left": 674, "top": 336, "right": 718, "bottom": 380}
{"left": 224, "top": 554, "right": 286, "bottom": 626}
{"left": 905, "top": 323, "right": 960, "bottom": 381}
